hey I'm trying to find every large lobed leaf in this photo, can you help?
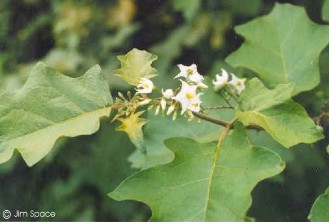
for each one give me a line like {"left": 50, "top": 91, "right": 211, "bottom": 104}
{"left": 0, "top": 62, "right": 112, "bottom": 166}
{"left": 109, "top": 124, "right": 284, "bottom": 221}
{"left": 237, "top": 78, "right": 323, "bottom": 148}
{"left": 115, "top": 48, "right": 158, "bottom": 86}
{"left": 309, "top": 187, "right": 329, "bottom": 222}
{"left": 226, "top": 3, "right": 329, "bottom": 95}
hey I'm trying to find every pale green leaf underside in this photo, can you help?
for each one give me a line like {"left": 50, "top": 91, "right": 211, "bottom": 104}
{"left": 308, "top": 188, "right": 329, "bottom": 222}
{"left": 238, "top": 78, "right": 323, "bottom": 148}
{"left": 110, "top": 125, "right": 284, "bottom": 221}
{"left": 0, "top": 62, "right": 112, "bottom": 166}
{"left": 116, "top": 48, "right": 158, "bottom": 86}
{"left": 323, "top": 0, "right": 329, "bottom": 21}
{"left": 226, "top": 3, "right": 329, "bottom": 95}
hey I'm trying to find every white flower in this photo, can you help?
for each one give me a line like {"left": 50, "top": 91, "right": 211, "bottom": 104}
{"left": 212, "top": 68, "right": 229, "bottom": 91}
{"left": 162, "top": 89, "right": 174, "bottom": 99}
{"left": 175, "top": 64, "right": 204, "bottom": 84}
{"left": 229, "top": 74, "right": 246, "bottom": 94}
{"left": 136, "top": 78, "right": 154, "bottom": 94}
{"left": 172, "top": 80, "right": 202, "bottom": 115}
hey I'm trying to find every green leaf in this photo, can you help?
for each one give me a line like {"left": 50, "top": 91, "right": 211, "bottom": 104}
{"left": 309, "top": 188, "right": 329, "bottom": 222}
{"left": 116, "top": 111, "right": 148, "bottom": 151}
{"left": 237, "top": 78, "right": 323, "bottom": 148}
{"left": 132, "top": 112, "right": 222, "bottom": 169}
{"left": 226, "top": 3, "right": 329, "bottom": 95}
{"left": 221, "top": 0, "right": 261, "bottom": 16}
{"left": 172, "top": 0, "right": 202, "bottom": 21}
{"left": 109, "top": 124, "right": 284, "bottom": 221}
{"left": 323, "top": 0, "right": 329, "bottom": 22}
{"left": 0, "top": 62, "right": 112, "bottom": 166}
{"left": 115, "top": 48, "right": 158, "bottom": 86}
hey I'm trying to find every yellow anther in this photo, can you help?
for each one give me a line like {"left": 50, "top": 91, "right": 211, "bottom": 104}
{"left": 185, "top": 93, "right": 194, "bottom": 99}
{"left": 187, "top": 69, "right": 193, "bottom": 75}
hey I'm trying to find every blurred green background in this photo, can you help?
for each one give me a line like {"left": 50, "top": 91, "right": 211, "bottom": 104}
{"left": 0, "top": 0, "right": 328, "bottom": 221}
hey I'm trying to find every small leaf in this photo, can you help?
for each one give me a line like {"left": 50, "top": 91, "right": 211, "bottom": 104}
{"left": 308, "top": 187, "right": 329, "bottom": 222}
{"left": 115, "top": 48, "right": 158, "bottom": 86}
{"left": 323, "top": 0, "right": 329, "bottom": 21}
{"left": 237, "top": 78, "right": 323, "bottom": 148}
{"left": 0, "top": 62, "right": 112, "bottom": 166}
{"left": 109, "top": 124, "right": 284, "bottom": 221}
{"left": 116, "top": 111, "right": 148, "bottom": 151}
{"left": 226, "top": 3, "right": 329, "bottom": 95}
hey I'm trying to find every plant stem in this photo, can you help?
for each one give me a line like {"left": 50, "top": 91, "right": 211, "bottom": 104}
{"left": 313, "top": 112, "right": 329, "bottom": 125}
{"left": 202, "top": 105, "right": 233, "bottom": 110}
{"left": 192, "top": 111, "right": 229, "bottom": 126}
{"left": 225, "top": 88, "right": 240, "bottom": 104}
{"left": 219, "top": 91, "right": 235, "bottom": 109}
{"left": 217, "top": 118, "right": 237, "bottom": 147}
{"left": 192, "top": 111, "right": 261, "bottom": 130}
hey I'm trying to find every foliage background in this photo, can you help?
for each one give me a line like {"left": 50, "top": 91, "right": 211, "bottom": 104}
{"left": 0, "top": 0, "right": 328, "bottom": 221}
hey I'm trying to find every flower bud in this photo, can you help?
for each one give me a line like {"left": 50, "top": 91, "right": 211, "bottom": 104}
{"left": 160, "top": 98, "right": 166, "bottom": 110}
{"left": 162, "top": 89, "right": 174, "bottom": 99}
{"left": 167, "top": 105, "right": 175, "bottom": 115}
{"left": 155, "top": 105, "right": 160, "bottom": 115}
{"left": 139, "top": 99, "right": 152, "bottom": 106}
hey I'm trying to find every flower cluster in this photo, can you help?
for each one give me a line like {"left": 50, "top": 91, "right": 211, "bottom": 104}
{"left": 114, "top": 64, "right": 246, "bottom": 122}
{"left": 212, "top": 69, "right": 246, "bottom": 94}
{"left": 133, "top": 64, "right": 208, "bottom": 120}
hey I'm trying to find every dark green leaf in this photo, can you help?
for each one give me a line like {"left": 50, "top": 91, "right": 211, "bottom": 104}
{"left": 309, "top": 188, "right": 329, "bottom": 222}
{"left": 226, "top": 3, "right": 329, "bottom": 95}
{"left": 238, "top": 78, "right": 323, "bottom": 148}
{"left": 110, "top": 125, "right": 284, "bottom": 221}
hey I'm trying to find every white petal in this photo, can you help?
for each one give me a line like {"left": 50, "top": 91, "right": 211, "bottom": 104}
{"left": 221, "top": 69, "right": 229, "bottom": 81}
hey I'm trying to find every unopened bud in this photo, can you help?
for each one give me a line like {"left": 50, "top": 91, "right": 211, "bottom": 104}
{"left": 167, "top": 105, "right": 175, "bottom": 115}
{"left": 172, "top": 111, "right": 177, "bottom": 120}
{"left": 160, "top": 98, "right": 166, "bottom": 110}
{"left": 139, "top": 99, "right": 152, "bottom": 106}
{"left": 198, "top": 82, "right": 208, "bottom": 89}
{"left": 155, "top": 105, "right": 160, "bottom": 115}
{"left": 162, "top": 89, "right": 174, "bottom": 99}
